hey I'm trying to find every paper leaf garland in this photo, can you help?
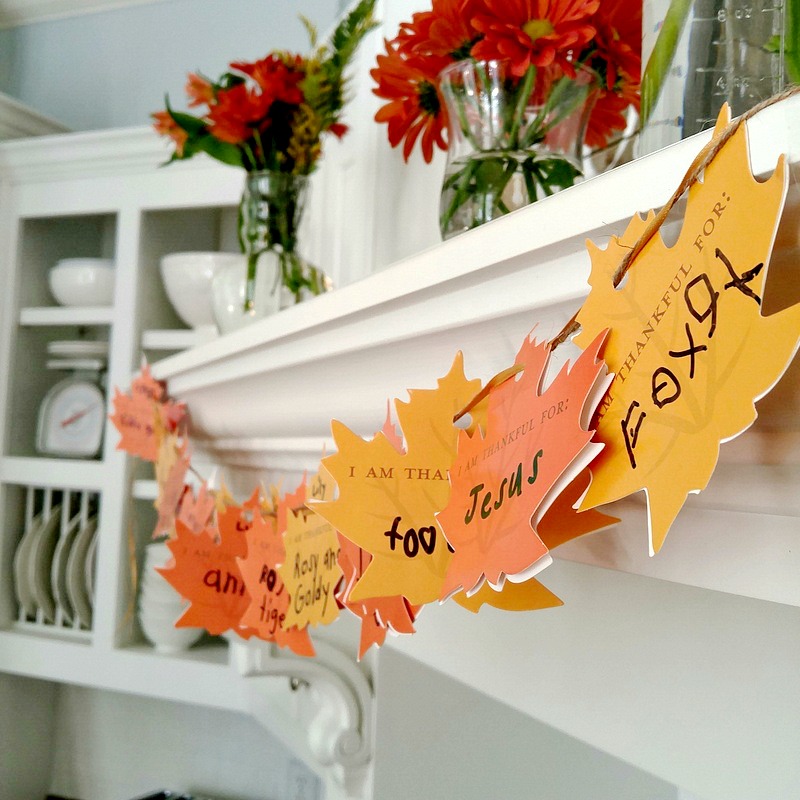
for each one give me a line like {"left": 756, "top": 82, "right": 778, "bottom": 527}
{"left": 438, "top": 330, "right": 611, "bottom": 598}
{"left": 315, "top": 353, "right": 481, "bottom": 606}
{"left": 236, "top": 496, "right": 315, "bottom": 656}
{"left": 157, "top": 520, "right": 254, "bottom": 638}
{"left": 278, "top": 470, "right": 342, "bottom": 630}
{"left": 110, "top": 364, "right": 185, "bottom": 462}
{"left": 574, "top": 107, "right": 800, "bottom": 553}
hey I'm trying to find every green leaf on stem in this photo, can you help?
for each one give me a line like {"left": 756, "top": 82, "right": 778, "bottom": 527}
{"left": 194, "top": 134, "right": 244, "bottom": 168}
{"left": 165, "top": 96, "right": 207, "bottom": 136}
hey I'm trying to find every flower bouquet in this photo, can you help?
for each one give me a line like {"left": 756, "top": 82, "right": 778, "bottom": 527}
{"left": 371, "top": 0, "right": 641, "bottom": 238}
{"left": 153, "top": 0, "right": 377, "bottom": 311}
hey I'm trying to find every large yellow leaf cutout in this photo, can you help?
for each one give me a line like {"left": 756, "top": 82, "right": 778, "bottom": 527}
{"left": 574, "top": 106, "right": 800, "bottom": 554}
{"left": 278, "top": 468, "right": 342, "bottom": 630}
{"left": 314, "top": 354, "right": 481, "bottom": 606}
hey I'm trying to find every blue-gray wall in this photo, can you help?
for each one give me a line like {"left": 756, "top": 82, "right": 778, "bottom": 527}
{"left": 1, "top": 0, "right": 343, "bottom": 131}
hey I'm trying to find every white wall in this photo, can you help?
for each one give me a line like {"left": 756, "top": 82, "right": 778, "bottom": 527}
{"left": 374, "top": 648, "right": 681, "bottom": 800}
{"left": 0, "top": 0, "right": 343, "bottom": 132}
{"left": 47, "top": 683, "right": 322, "bottom": 800}
{"left": 389, "top": 558, "right": 800, "bottom": 800}
{"left": 0, "top": 673, "right": 58, "bottom": 799}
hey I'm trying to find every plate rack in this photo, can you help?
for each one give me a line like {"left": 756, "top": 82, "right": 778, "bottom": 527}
{"left": 11, "top": 484, "right": 100, "bottom": 639}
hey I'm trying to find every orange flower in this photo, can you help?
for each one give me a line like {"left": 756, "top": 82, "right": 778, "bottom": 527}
{"left": 185, "top": 73, "right": 214, "bottom": 108}
{"left": 584, "top": 80, "right": 638, "bottom": 149}
{"left": 207, "top": 84, "right": 271, "bottom": 145}
{"left": 151, "top": 110, "right": 189, "bottom": 156}
{"left": 371, "top": 40, "right": 450, "bottom": 162}
{"left": 472, "top": 0, "right": 600, "bottom": 77}
{"left": 588, "top": 0, "right": 641, "bottom": 90}
{"left": 231, "top": 54, "right": 305, "bottom": 106}
{"left": 397, "top": 0, "right": 485, "bottom": 59}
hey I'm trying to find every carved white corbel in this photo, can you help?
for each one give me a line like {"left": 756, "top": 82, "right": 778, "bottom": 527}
{"left": 230, "top": 637, "right": 374, "bottom": 797}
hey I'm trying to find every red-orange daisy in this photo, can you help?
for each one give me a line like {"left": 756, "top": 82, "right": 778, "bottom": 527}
{"left": 472, "top": 0, "right": 600, "bottom": 77}
{"left": 397, "top": 0, "right": 485, "bottom": 59}
{"left": 371, "top": 41, "right": 450, "bottom": 162}
{"left": 587, "top": 0, "right": 642, "bottom": 90}
{"left": 206, "top": 84, "right": 271, "bottom": 145}
{"left": 584, "top": 80, "right": 639, "bottom": 149}
{"left": 231, "top": 54, "right": 305, "bottom": 106}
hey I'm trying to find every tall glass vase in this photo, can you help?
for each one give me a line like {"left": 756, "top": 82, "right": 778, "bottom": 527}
{"left": 638, "top": 0, "right": 786, "bottom": 155}
{"left": 239, "top": 170, "right": 328, "bottom": 314}
{"left": 438, "top": 59, "right": 594, "bottom": 239}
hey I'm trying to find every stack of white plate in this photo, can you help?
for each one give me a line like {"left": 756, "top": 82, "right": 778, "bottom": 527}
{"left": 138, "top": 541, "right": 203, "bottom": 654}
{"left": 46, "top": 339, "right": 108, "bottom": 372}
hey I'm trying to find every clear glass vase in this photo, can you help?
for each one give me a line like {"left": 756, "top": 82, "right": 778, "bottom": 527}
{"left": 438, "top": 59, "right": 593, "bottom": 239}
{"left": 239, "top": 170, "right": 329, "bottom": 313}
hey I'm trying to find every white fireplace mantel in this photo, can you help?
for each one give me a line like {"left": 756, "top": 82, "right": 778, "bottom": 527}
{"left": 152, "top": 95, "right": 800, "bottom": 613}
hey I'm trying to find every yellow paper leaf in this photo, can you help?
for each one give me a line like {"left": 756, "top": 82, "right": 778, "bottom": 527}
{"left": 314, "top": 354, "right": 481, "bottom": 606}
{"left": 574, "top": 107, "right": 800, "bottom": 553}
{"left": 278, "top": 468, "right": 342, "bottom": 630}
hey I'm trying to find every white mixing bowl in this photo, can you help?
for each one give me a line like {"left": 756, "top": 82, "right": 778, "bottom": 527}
{"left": 48, "top": 258, "right": 115, "bottom": 306}
{"left": 160, "top": 251, "right": 243, "bottom": 329}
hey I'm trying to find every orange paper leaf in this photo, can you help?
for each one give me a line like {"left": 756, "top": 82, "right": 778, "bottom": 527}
{"left": 110, "top": 364, "right": 185, "bottom": 462}
{"left": 157, "top": 520, "right": 254, "bottom": 638}
{"left": 177, "top": 483, "right": 217, "bottom": 534}
{"left": 574, "top": 107, "right": 800, "bottom": 553}
{"left": 438, "top": 330, "right": 611, "bottom": 598}
{"left": 452, "top": 470, "right": 618, "bottom": 613}
{"left": 236, "top": 497, "right": 315, "bottom": 657}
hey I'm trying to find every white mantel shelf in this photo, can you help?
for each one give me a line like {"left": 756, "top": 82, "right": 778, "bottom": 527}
{"left": 154, "top": 96, "right": 800, "bottom": 612}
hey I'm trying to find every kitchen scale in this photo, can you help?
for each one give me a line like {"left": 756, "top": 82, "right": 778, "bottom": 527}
{"left": 36, "top": 340, "right": 108, "bottom": 459}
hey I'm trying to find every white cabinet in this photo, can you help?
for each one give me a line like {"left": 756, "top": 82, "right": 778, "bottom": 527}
{"left": 0, "top": 129, "right": 374, "bottom": 800}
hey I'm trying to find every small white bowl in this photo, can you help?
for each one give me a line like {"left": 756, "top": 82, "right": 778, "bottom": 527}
{"left": 48, "top": 258, "right": 115, "bottom": 306}
{"left": 139, "top": 611, "right": 203, "bottom": 654}
{"left": 139, "top": 601, "right": 187, "bottom": 623}
{"left": 160, "top": 251, "right": 243, "bottom": 330}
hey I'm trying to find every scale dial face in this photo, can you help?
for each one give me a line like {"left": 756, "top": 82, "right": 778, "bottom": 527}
{"left": 36, "top": 379, "right": 105, "bottom": 458}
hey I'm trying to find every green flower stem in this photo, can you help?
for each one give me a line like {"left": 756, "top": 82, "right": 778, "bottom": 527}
{"left": 523, "top": 166, "right": 538, "bottom": 203}
{"left": 640, "top": 0, "right": 693, "bottom": 126}
{"left": 508, "top": 65, "right": 537, "bottom": 148}
{"left": 252, "top": 129, "right": 266, "bottom": 170}
{"left": 440, "top": 157, "right": 479, "bottom": 233}
{"left": 452, "top": 89, "right": 482, "bottom": 152}
{"left": 521, "top": 73, "right": 584, "bottom": 149}
{"left": 241, "top": 142, "right": 259, "bottom": 172}
{"left": 244, "top": 251, "right": 260, "bottom": 313}
{"left": 786, "top": 0, "right": 800, "bottom": 83}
